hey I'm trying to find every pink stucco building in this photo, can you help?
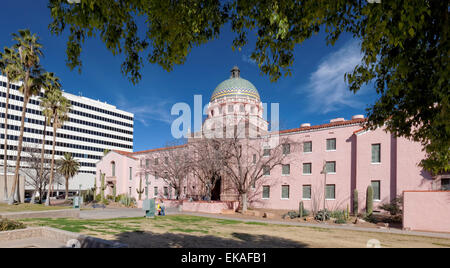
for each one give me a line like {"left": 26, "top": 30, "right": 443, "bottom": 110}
{"left": 96, "top": 67, "right": 449, "bottom": 217}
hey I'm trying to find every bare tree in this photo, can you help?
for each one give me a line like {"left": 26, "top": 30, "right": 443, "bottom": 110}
{"left": 140, "top": 144, "right": 190, "bottom": 200}
{"left": 20, "top": 145, "right": 63, "bottom": 204}
{"left": 217, "top": 128, "right": 296, "bottom": 212}
{"left": 189, "top": 138, "right": 228, "bottom": 201}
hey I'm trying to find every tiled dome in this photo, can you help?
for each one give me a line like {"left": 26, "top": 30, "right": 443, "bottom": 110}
{"left": 210, "top": 66, "right": 260, "bottom": 102}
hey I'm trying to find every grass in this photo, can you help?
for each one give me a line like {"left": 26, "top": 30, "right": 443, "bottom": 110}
{"left": 18, "top": 215, "right": 450, "bottom": 248}
{"left": 0, "top": 203, "right": 69, "bottom": 213}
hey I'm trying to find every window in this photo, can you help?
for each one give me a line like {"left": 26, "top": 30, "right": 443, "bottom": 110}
{"left": 303, "top": 141, "right": 312, "bottom": 153}
{"left": 111, "top": 162, "right": 115, "bottom": 176}
{"left": 228, "top": 105, "right": 233, "bottom": 113}
{"left": 154, "top": 187, "right": 158, "bottom": 197}
{"left": 303, "top": 163, "right": 312, "bottom": 175}
{"left": 145, "top": 159, "right": 150, "bottom": 168}
{"left": 164, "top": 187, "right": 169, "bottom": 198}
{"left": 303, "top": 185, "right": 311, "bottom": 199}
{"left": 263, "top": 165, "right": 270, "bottom": 176}
{"left": 262, "top": 186, "right": 270, "bottom": 199}
{"left": 154, "top": 158, "right": 159, "bottom": 165}
{"left": 282, "top": 164, "right": 290, "bottom": 175}
{"left": 263, "top": 148, "right": 271, "bottom": 157}
{"left": 326, "top": 138, "right": 336, "bottom": 151}
{"left": 325, "top": 161, "right": 336, "bottom": 173}
{"left": 165, "top": 157, "right": 169, "bottom": 164}
{"left": 325, "top": 184, "right": 335, "bottom": 199}
{"left": 282, "top": 144, "right": 290, "bottom": 155}
{"left": 371, "top": 144, "right": 381, "bottom": 163}
{"left": 281, "top": 185, "right": 290, "bottom": 199}
{"left": 442, "top": 179, "right": 450, "bottom": 191}
{"left": 252, "top": 154, "right": 256, "bottom": 164}
{"left": 129, "top": 167, "right": 132, "bottom": 180}
{"left": 240, "top": 105, "right": 244, "bottom": 112}
{"left": 371, "top": 181, "right": 381, "bottom": 200}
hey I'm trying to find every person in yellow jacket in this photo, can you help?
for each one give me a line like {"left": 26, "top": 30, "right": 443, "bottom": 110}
{"left": 156, "top": 202, "right": 161, "bottom": 215}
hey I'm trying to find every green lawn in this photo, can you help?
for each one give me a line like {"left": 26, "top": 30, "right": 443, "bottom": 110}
{"left": 19, "top": 215, "right": 450, "bottom": 248}
{"left": 0, "top": 203, "right": 69, "bottom": 213}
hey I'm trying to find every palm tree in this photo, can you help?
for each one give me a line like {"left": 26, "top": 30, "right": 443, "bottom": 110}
{"left": 58, "top": 153, "right": 79, "bottom": 201}
{"left": 8, "top": 29, "right": 44, "bottom": 204}
{"left": 0, "top": 47, "right": 20, "bottom": 202}
{"left": 44, "top": 88, "right": 71, "bottom": 206}
{"left": 37, "top": 72, "right": 61, "bottom": 204}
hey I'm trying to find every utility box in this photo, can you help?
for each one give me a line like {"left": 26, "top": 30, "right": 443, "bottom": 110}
{"left": 142, "top": 198, "right": 155, "bottom": 218}
{"left": 73, "top": 196, "right": 82, "bottom": 209}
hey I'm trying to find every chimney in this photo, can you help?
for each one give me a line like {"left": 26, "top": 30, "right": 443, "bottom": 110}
{"left": 351, "top": 114, "right": 365, "bottom": 120}
{"left": 330, "top": 118, "right": 345, "bottom": 123}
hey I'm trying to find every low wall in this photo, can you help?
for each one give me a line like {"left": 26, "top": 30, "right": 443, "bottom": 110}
{"left": 0, "top": 227, "right": 127, "bottom": 248}
{"left": 0, "top": 209, "right": 80, "bottom": 220}
{"left": 403, "top": 191, "right": 450, "bottom": 233}
{"left": 181, "top": 201, "right": 239, "bottom": 214}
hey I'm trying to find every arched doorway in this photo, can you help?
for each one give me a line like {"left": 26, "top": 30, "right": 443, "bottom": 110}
{"left": 211, "top": 177, "right": 221, "bottom": 201}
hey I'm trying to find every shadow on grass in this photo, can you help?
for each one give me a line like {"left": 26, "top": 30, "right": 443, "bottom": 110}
{"left": 112, "top": 230, "right": 307, "bottom": 248}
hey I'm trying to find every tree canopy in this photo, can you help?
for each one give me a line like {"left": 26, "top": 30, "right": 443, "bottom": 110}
{"left": 48, "top": 0, "right": 449, "bottom": 173}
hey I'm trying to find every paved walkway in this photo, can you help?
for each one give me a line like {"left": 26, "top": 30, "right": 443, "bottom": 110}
{"left": 79, "top": 207, "right": 179, "bottom": 219}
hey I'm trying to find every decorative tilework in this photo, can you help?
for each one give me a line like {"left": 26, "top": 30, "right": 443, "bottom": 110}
{"left": 211, "top": 77, "right": 260, "bottom": 102}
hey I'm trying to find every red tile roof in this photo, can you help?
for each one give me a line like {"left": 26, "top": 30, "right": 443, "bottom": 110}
{"left": 131, "top": 144, "right": 187, "bottom": 155}
{"left": 112, "top": 150, "right": 138, "bottom": 160}
{"left": 278, "top": 118, "right": 367, "bottom": 135}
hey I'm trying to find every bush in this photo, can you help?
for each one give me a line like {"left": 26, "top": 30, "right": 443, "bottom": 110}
{"left": 282, "top": 209, "right": 310, "bottom": 219}
{"left": 106, "top": 195, "right": 115, "bottom": 201}
{"left": 0, "top": 219, "right": 25, "bottom": 232}
{"left": 95, "top": 194, "right": 102, "bottom": 202}
{"left": 379, "top": 196, "right": 403, "bottom": 216}
{"left": 314, "top": 209, "right": 330, "bottom": 221}
{"left": 330, "top": 210, "right": 347, "bottom": 224}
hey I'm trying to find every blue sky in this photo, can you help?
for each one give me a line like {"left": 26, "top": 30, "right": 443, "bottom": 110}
{"left": 0, "top": 1, "right": 378, "bottom": 152}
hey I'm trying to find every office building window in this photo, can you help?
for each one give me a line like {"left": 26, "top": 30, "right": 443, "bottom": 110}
{"left": 303, "top": 163, "right": 312, "bottom": 175}
{"left": 372, "top": 144, "right": 381, "bottom": 163}
{"left": 303, "top": 185, "right": 311, "bottom": 199}
{"left": 262, "top": 186, "right": 270, "bottom": 199}
{"left": 281, "top": 185, "right": 290, "bottom": 199}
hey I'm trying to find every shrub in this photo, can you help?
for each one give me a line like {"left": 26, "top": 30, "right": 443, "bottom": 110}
{"left": 0, "top": 219, "right": 25, "bottom": 232}
{"left": 106, "top": 195, "right": 114, "bottom": 201}
{"left": 314, "top": 209, "right": 330, "bottom": 221}
{"left": 95, "top": 194, "right": 102, "bottom": 202}
{"left": 380, "top": 196, "right": 403, "bottom": 216}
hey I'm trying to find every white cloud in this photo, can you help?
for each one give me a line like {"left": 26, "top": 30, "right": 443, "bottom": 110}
{"left": 241, "top": 53, "right": 257, "bottom": 66}
{"left": 298, "top": 40, "right": 368, "bottom": 114}
{"left": 115, "top": 94, "right": 174, "bottom": 126}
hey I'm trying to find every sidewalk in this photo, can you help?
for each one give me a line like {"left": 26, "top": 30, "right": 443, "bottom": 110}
{"left": 179, "top": 211, "right": 450, "bottom": 240}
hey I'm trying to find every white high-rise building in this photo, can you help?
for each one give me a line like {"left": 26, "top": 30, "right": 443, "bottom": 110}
{"left": 0, "top": 75, "right": 134, "bottom": 196}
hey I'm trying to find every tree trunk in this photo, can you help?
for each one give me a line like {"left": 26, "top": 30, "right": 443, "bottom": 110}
{"left": 39, "top": 117, "right": 47, "bottom": 195}
{"left": 65, "top": 177, "right": 69, "bottom": 201}
{"left": 3, "top": 79, "right": 10, "bottom": 201}
{"left": 45, "top": 118, "right": 57, "bottom": 206}
{"left": 9, "top": 86, "right": 29, "bottom": 205}
{"left": 241, "top": 192, "right": 248, "bottom": 212}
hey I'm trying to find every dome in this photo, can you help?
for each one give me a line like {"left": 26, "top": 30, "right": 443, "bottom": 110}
{"left": 210, "top": 66, "right": 260, "bottom": 102}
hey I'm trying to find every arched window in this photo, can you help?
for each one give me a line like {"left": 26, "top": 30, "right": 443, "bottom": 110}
{"left": 111, "top": 161, "right": 116, "bottom": 176}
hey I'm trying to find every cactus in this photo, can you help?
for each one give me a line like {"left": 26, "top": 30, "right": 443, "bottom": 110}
{"left": 100, "top": 173, "right": 106, "bottom": 203}
{"left": 120, "top": 194, "right": 132, "bottom": 207}
{"left": 346, "top": 204, "right": 350, "bottom": 220}
{"left": 299, "top": 201, "right": 304, "bottom": 218}
{"left": 366, "top": 185, "right": 374, "bottom": 215}
{"left": 353, "top": 189, "right": 359, "bottom": 215}
{"left": 136, "top": 177, "right": 144, "bottom": 200}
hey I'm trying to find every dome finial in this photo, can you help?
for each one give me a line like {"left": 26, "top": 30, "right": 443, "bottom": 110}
{"left": 230, "top": 66, "right": 240, "bottom": 78}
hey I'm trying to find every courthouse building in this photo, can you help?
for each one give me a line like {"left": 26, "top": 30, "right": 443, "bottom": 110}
{"left": 96, "top": 67, "right": 449, "bottom": 213}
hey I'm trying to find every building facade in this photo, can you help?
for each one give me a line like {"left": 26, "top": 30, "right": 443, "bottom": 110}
{"left": 0, "top": 75, "right": 134, "bottom": 197}
{"left": 95, "top": 67, "right": 449, "bottom": 213}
